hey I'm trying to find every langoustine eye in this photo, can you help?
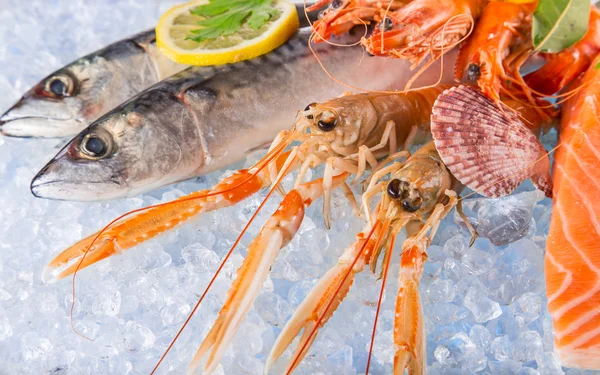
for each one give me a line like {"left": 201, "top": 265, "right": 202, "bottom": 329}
{"left": 386, "top": 178, "right": 423, "bottom": 212}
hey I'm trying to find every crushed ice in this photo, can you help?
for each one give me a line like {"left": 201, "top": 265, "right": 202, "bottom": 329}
{"left": 0, "top": 1, "right": 597, "bottom": 374}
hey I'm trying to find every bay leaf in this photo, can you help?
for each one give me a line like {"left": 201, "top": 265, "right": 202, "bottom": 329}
{"left": 532, "top": 0, "right": 590, "bottom": 53}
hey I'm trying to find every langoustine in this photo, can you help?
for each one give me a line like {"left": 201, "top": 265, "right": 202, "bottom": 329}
{"left": 30, "top": 27, "right": 455, "bottom": 202}
{"left": 545, "top": 54, "right": 600, "bottom": 370}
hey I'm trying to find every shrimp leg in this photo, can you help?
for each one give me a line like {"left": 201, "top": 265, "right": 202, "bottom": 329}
{"left": 189, "top": 173, "right": 350, "bottom": 375}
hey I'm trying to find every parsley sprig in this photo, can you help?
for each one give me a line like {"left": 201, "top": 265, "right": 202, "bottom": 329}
{"left": 187, "top": 0, "right": 280, "bottom": 43}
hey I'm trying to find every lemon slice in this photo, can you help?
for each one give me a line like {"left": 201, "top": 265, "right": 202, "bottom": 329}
{"left": 156, "top": 0, "right": 299, "bottom": 66}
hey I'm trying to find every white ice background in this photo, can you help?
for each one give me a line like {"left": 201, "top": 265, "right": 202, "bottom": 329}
{"left": 0, "top": 1, "right": 598, "bottom": 374}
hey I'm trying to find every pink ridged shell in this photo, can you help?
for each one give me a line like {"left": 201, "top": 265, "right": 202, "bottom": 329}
{"left": 430, "top": 85, "right": 552, "bottom": 198}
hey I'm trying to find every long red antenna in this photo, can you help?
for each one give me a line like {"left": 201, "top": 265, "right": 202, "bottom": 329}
{"left": 366, "top": 234, "right": 396, "bottom": 374}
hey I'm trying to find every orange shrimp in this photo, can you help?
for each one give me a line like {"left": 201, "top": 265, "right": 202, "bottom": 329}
{"left": 454, "top": 1, "right": 537, "bottom": 107}
{"left": 525, "top": 6, "right": 600, "bottom": 96}
{"left": 307, "top": 0, "right": 407, "bottom": 41}
{"left": 361, "top": 0, "right": 484, "bottom": 68}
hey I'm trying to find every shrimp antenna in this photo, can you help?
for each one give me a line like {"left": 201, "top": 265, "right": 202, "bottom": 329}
{"left": 366, "top": 233, "right": 396, "bottom": 374}
{"left": 285, "top": 219, "right": 388, "bottom": 374}
{"left": 66, "top": 130, "right": 297, "bottom": 339}
{"left": 404, "top": 13, "right": 474, "bottom": 91}
{"left": 151, "top": 150, "right": 300, "bottom": 374}
{"left": 379, "top": 0, "right": 396, "bottom": 56}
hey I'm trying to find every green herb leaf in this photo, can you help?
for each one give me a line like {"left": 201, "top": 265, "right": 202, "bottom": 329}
{"left": 187, "top": 0, "right": 280, "bottom": 43}
{"left": 595, "top": 60, "right": 600, "bottom": 70}
{"left": 532, "top": 0, "right": 591, "bottom": 53}
{"left": 248, "top": 6, "right": 279, "bottom": 30}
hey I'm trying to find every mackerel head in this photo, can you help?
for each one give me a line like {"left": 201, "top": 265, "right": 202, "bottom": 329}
{"left": 0, "top": 30, "right": 185, "bottom": 138}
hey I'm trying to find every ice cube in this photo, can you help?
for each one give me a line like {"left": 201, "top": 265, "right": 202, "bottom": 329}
{"left": 490, "top": 335, "right": 513, "bottom": 361}
{"left": 122, "top": 321, "right": 155, "bottom": 353}
{"left": 434, "top": 345, "right": 455, "bottom": 366}
{"left": 255, "top": 292, "right": 290, "bottom": 327}
{"left": 464, "top": 287, "right": 502, "bottom": 323}
{"left": 427, "top": 279, "right": 455, "bottom": 303}
{"left": 20, "top": 331, "right": 53, "bottom": 362}
{"left": 458, "top": 190, "right": 544, "bottom": 246}
{"left": 426, "top": 303, "right": 469, "bottom": 325}
{"left": 469, "top": 324, "right": 492, "bottom": 350}
{"left": 182, "top": 243, "right": 220, "bottom": 274}
{"left": 0, "top": 309, "right": 13, "bottom": 341}
{"left": 462, "top": 348, "right": 487, "bottom": 373}
{"left": 445, "top": 332, "right": 476, "bottom": 363}
{"left": 513, "top": 292, "right": 542, "bottom": 329}
{"left": 92, "top": 290, "right": 121, "bottom": 317}
{"left": 160, "top": 299, "right": 191, "bottom": 326}
{"left": 488, "top": 360, "right": 523, "bottom": 375}
{"left": 36, "top": 292, "right": 59, "bottom": 315}
{"left": 535, "top": 352, "right": 565, "bottom": 375}
{"left": 444, "top": 235, "right": 468, "bottom": 260}
{"left": 518, "top": 368, "right": 540, "bottom": 375}
{"left": 461, "top": 247, "right": 494, "bottom": 276}
{"left": 513, "top": 330, "right": 543, "bottom": 363}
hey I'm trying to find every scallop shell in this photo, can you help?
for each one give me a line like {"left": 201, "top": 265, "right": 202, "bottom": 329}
{"left": 430, "top": 85, "right": 552, "bottom": 198}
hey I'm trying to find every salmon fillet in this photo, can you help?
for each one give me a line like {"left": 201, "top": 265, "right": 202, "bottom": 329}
{"left": 546, "top": 55, "right": 600, "bottom": 369}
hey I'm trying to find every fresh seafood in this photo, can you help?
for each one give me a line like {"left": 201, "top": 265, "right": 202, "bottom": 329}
{"left": 525, "top": 6, "right": 600, "bottom": 96}
{"left": 546, "top": 55, "right": 600, "bottom": 369}
{"left": 307, "top": 0, "right": 407, "bottom": 41}
{"left": 43, "top": 85, "right": 558, "bottom": 374}
{"left": 361, "top": 0, "right": 483, "bottom": 71}
{"left": 42, "top": 85, "right": 449, "bottom": 282}
{"left": 30, "top": 31, "right": 455, "bottom": 202}
{"left": 0, "top": 3, "right": 319, "bottom": 138}
{"left": 454, "top": 1, "right": 537, "bottom": 106}
{"left": 266, "top": 141, "right": 465, "bottom": 375}
{"left": 43, "top": 85, "right": 449, "bottom": 374}
{"left": 263, "top": 86, "right": 553, "bottom": 375}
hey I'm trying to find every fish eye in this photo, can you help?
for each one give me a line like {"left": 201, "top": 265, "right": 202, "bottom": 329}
{"left": 304, "top": 102, "right": 317, "bottom": 120}
{"left": 81, "top": 132, "right": 112, "bottom": 159}
{"left": 467, "top": 63, "right": 481, "bottom": 81}
{"left": 402, "top": 197, "right": 423, "bottom": 213}
{"left": 45, "top": 74, "right": 75, "bottom": 98}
